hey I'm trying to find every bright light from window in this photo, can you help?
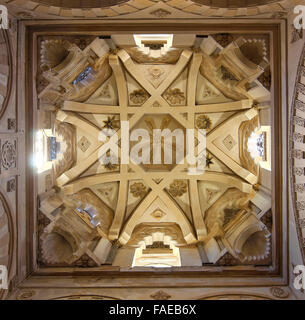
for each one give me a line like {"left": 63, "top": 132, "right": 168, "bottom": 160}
{"left": 132, "top": 243, "right": 181, "bottom": 268}
{"left": 34, "top": 130, "right": 45, "bottom": 171}
{"left": 34, "top": 130, "right": 54, "bottom": 173}
{"left": 247, "top": 131, "right": 262, "bottom": 161}
{"left": 247, "top": 126, "right": 271, "bottom": 171}
{"left": 133, "top": 34, "right": 173, "bottom": 51}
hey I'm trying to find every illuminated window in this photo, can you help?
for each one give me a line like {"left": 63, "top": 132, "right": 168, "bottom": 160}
{"left": 133, "top": 34, "right": 173, "bottom": 56}
{"left": 34, "top": 129, "right": 58, "bottom": 173}
{"left": 132, "top": 241, "right": 181, "bottom": 268}
{"left": 247, "top": 126, "right": 271, "bottom": 171}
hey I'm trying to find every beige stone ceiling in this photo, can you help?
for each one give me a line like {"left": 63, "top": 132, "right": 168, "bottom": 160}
{"left": 0, "top": 0, "right": 298, "bottom": 19}
{"left": 36, "top": 34, "right": 273, "bottom": 269}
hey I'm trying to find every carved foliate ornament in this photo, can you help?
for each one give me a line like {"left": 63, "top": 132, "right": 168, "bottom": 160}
{"left": 6, "top": 178, "right": 16, "bottom": 192}
{"left": 130, "top": 89, "right": 149, "bottom": 105}
{"left": 1, "top": 140, "right": 17, "bottom": 169}
{"left": 145, "top": 66, "right": 166, "bottom": 88}
{"left": 130, "top": 182, "right": 147, "bottom": 198}
{"left": 169, "top": 180, "right": 187, "bottom": 197}
{"left": 164, "top": 88, "right": 185, "bottom": 105}
{"left": 150, "top": 9, "right": 171, "bottom": 19}
{"left": 270, "top": 287, "right": 289, "bottom": 299}
{"left": 196, "top": 115, "right": 212, "bottom": 130}
{"left": 151, "top": 290, "right": 171, "bottom": 300}
{"left": 148, "top": 67, "right": 164, "bottom": 80}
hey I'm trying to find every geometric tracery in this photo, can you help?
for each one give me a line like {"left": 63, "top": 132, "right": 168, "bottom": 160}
{"left": 36, "top": 33, "right": 273, "bottom": 269}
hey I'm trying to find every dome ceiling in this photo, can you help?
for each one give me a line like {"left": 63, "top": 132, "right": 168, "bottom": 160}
{"left": 36, "top": 33, "right": 274, "bottom": 270}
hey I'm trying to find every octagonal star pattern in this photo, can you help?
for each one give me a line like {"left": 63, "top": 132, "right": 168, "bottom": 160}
{"left": 37, "top": 35, "right": 273, "bottom": 268}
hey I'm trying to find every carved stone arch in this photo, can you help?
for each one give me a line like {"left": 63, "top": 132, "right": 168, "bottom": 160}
{"left": 233, "top": 223, "right": 271, "bottom": 262}
{"left": 290, "top": 43, "right": 305, "bottom": 266}
{"left": 126, "top": 223, "right": 187, "bottom": 247}
{"left": 33, "top": 0, "right": 129, "bottom": 9}
{"left": 191, "top": 0, "right": 280, "bottom": 8}
{"left": 118, "top": 196, "right": 197, "bottom": 245}
{"left": 50, "top": 294, "right": 120, "bottom": 300}
{"left": 0, "top": 29, "right": 13, "bottom": 119}
{"left": 0, "top": 191, "right": 14, "bottom": 300}
{"left": 198, "top": 293, "right": 272, "bottom": 300}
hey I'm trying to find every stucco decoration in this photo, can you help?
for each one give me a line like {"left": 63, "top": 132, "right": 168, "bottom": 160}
{"left": 0, "top": 30, "right": 12, "bottom": 119}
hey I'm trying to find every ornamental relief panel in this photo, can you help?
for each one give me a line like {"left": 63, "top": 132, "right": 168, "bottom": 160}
{"left": 0, "top": 139, "right": 17, "bottom": 172}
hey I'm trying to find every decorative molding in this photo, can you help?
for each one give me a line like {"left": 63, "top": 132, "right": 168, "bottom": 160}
{"left": 125, "top": 48, "right": 182, "bottom": 64}
{"left": 290, "top": 43, "right": 305, "bottom": 266}
{"left": 6, "top": 178, "right": 16, "bottom": 192}
{"left": 16, "top": 11, "right": 34, "bottom": 19}
{"left": 78, "top": 136, "right": 91, "bottom": 153}
{"left": 16, "top": 290, "right": 35, "bottom": 300}
{"left": 239, "top": 115, "right": 259, "bottom": 176}
{"left": 150, "top": 9, "right": 171, "bottom": 19}
{"left": 3, "top": 0, "right": 292, "bottom": 21}
{"left": 0, "top": 140, "right": 17, "bottom": 170}
{"left": 150, "top": 290, "right": 171, "bottom": 300}
{"left": 127, "top": 223, "right": 186, "bottom": 247}
{"left": 222, "top": 134, "right": 236, "bottom": 151}
{"left": 199, "top": 293, "right": 271, "bottom": 300}
{"left": 291, "top": 25, "right": 303, "bottom": 44}
{"left": 270, "top": 287, "right": 289, "bottom": 299}
{"left": 0, "top": 30, "right": 12, "bottom": 120}
{"left": 151, "top": 209, "right": 166, "bottom": 220}
{"left": 50, "top": 294, "right": 119, "bottom": 300}
{"left": 7, "top": 119, "right": 16, "bottom": 131}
